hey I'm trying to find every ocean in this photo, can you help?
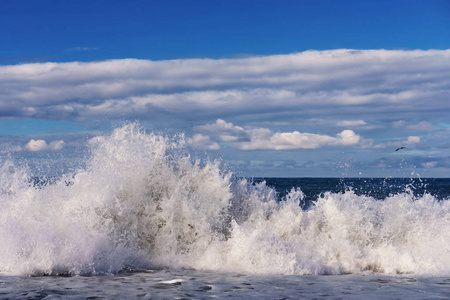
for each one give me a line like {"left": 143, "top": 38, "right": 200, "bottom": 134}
{"left": 0, "top": 124, "right": 449, "bottom": 299}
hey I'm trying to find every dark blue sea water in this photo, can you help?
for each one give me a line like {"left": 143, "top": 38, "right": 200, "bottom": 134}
{"left": 254, "top": 177, "right": 450, "bottom": 208}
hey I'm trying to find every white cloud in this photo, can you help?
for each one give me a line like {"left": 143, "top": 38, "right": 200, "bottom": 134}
{"left": 406, "top": 136, "right": 420, "bottom": 144}
{"left": 0, "top": 49, "right": 449, "bottom": 126}
{"left": 1, "top": 49, "right": 449, "bottom": 160}
{"left": 374, "top": 135, "right": 421, "bottom": 149}
{"left": 187, "top": 134, "right": 220, "bottom": 150}
{"left": 393, "top": 120, "right": 435, "bottom": 131}
{"left": 421, "top": 161, "right": 438, "bottom": 168}
{"left": 337, "top": 130, "right": 361, "bottom": 145}
{"left": 24, "top": 139, "right": 65, "bottom": 151}
{"left": 393, "top": 120, "right": 407, "bottom": 128}
{"left": 240, "top": 131, "right": 333, "bottom": 150}
{"left": 194, "top": 119, "right": 361, "bottom": 150}
{"left": 25, "top": 139, "right": 48, "bottom": 151}
{"left": 337, "top": 120, "right": 366, "bottom": 127}
{"left": 407, "top": 121, "right": 435, "bottom": 132}
{"left": 238, "top": 129, "right": 360, "bottom": 150}
{"left": 195, "top": 119, "right": 250, "bottom": 142}
{"left": 49, "top": 140, "right": 65, "bottom": 151}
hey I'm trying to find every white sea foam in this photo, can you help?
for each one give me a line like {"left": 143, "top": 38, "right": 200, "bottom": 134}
{"left": 0, "top": 123, "right": 449, "bottom": 276}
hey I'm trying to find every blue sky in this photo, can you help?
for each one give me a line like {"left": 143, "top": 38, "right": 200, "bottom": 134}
{"left": 2, "top": 0, "right": 450, "bottom": 63}
{"left": 1, "top": 0, "right": 450, "bottom": 177}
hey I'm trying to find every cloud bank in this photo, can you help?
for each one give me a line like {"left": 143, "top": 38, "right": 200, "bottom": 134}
{"left": 191, "top": 119, "right": 361, "bottom": 150}
{"left": 1, "top": 49, "right": 449, "bottom": 127}
{"left": 1, "top": 49, "right": 449, "bottom": 176}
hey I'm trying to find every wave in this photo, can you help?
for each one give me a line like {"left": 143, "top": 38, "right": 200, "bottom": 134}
{"left": 0, "top": 123, "right": 448, "bottom": 276}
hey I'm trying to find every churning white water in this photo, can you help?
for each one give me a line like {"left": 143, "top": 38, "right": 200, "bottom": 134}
{"left": 0, "top": 123, "right": 449, "bottom": 277}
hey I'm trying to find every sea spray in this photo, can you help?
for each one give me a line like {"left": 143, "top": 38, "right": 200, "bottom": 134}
{"left": 0, "top": 123, "right": 449, "bottom": 276}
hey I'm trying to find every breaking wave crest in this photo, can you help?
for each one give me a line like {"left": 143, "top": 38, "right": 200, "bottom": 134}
{"left": 0, "top": 123, "right": 449, "bottom": 276}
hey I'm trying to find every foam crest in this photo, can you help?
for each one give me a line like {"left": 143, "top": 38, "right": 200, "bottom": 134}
{"left": 215, "top": 190, "right": 449, "bottom": 275}
{"left": 0, "top": 123, "right": 448, "bottom": 276}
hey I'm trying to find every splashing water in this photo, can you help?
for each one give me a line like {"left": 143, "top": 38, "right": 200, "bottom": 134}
{"left": 0, "top": 123, "right": 449, "bottom": 276}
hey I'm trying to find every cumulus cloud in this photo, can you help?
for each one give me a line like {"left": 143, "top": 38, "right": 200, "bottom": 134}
{"left": 405, "top": 136, "right": 421, "bottom": 144}
{"left": 195, "top": 119, "right": 250, "bottom": 142}
{"left": 187, "top": 134, "right": 220, "bottom": 150}
{"left": 239, "top": 129, "right": 361, "bottom": 150}
{"left": 25, "top": 140, "right": 48, "bottom": 151}
{"left": 24, "top": 139, "right": 65, "bottom": 151}
{"left": 194, "top": 119, "right": 361, "bottom": 150}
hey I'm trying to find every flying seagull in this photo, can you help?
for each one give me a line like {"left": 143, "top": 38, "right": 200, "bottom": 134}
{"left": 395, "top": 147, "right": 406, "bottom": 151}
